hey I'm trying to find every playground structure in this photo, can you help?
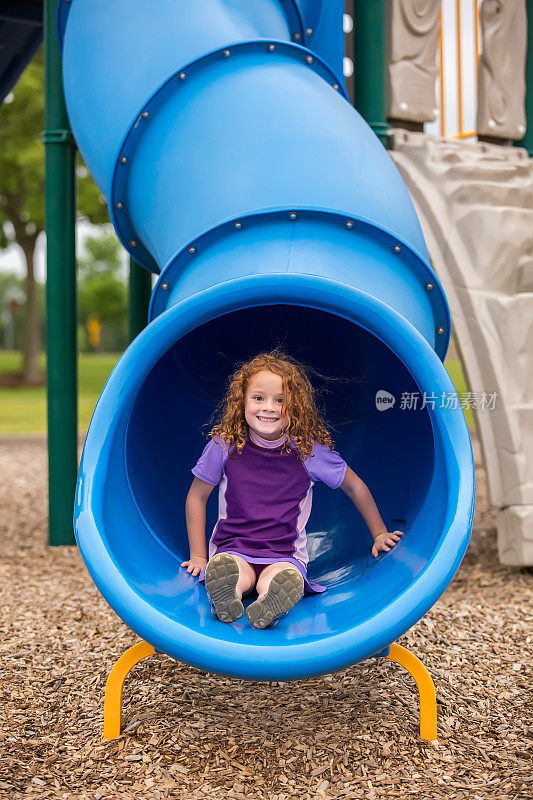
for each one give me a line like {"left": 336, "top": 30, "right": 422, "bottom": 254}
{"left": 391, "top": 133, "right": 533, "bottom": 567}
{"left": 384, "top": 0, "right": 533, "bottom": 567}
{"left": 1, "top": 0, "right": 530, "bottom": 741}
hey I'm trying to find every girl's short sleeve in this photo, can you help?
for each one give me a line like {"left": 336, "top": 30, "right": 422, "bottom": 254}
{"left": 303, "top": 444, "right": 347, "bottom": 489}
{"left": 191, "top": 437, "right": 228, "bottom": 485}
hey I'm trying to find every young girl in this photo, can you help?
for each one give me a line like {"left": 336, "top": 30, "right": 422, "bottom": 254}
{"left": 182, "top": 350, "right": 403, "bottom": 629}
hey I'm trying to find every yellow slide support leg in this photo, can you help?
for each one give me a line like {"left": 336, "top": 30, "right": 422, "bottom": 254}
{"left": 386, "top": 643, "right": 438, "bottom": 742}
{"left": 103, "top": 641, "right": 156, "bottom": 740}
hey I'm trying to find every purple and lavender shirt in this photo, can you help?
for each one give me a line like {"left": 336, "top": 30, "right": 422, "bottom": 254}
{"left": 192, "top": 429, "right": 347, "bottom": 594}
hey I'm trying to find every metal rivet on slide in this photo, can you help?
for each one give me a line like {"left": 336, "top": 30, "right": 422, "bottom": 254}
{"left": 142, "top": 111, "right": 149, "bottom": 119}
{"left": 393, "top": 244, "right": 401, "bottom": 253}
{"left": 293, "top": 33, "right": 301, "bottom": 41}
{"left": 116, "top": 202, "right": 123, "bottom": 210}
{"left": 268, "top": 44, "right": 275, "bottom": 52}
{"left": 188, "top": 245, "right": 196, "bottom": 254}
{"left": 345, "top": 220, "right": 354, "bottom": 229}
{"left": 306, "top": 28, "right": 313, "bottom": 36}
{"left": 333, "top": 83, "right": 339, "bottom": 90}
{"left": 120, "top": 156, "right": 127, "bottom": 164}
{"left": 234, "top": 221, "right": 242, "bottom": 230}
{"left": 436, "top": 326, "right": 445, "bottom": 335}
{"left": 306, "top": 55, "right": 313, "bottom": 64}
{"left": 178, "top": 72, "right": 186, "bottom": 80}
{"left": 223, "top": 49, "right": 231, "bottom": 57}
{"left": 130, "top": 240, "right": 137, "bottom": 247}
{"left": 289, "top": 211, "right": 297, "bottom": 220}
{"left": 161, "top": 283, "right": 169, "bottom": 291}
{"left": 426, "top": 282, "right": 434, "bottom": 291}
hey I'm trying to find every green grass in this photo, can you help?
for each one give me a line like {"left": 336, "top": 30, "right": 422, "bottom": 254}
{"left": 444, "top": 357, "right": 474, "bottom": 429}
{"left": 0, "top": 351, "right": 120, "bottom": 435}
{"left": 0, "top": 350, "right": 474, "bottom": 435}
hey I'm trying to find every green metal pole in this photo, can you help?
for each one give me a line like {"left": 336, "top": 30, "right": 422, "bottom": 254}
{"left": 352, "top": 0, "right": 389, "bottom": 146}
{"left": 129, "top": 257, "right": 152, "bottom": 340}
{"left": 516, "top": 0, "right": 533, "bottom": 156}
{"left": 44, "top": 0, "right": 78, "bottom": 545}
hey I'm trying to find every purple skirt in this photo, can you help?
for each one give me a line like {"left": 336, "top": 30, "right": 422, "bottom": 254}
{"left": 198, "top": 550, "right": 327, "bottom": 595}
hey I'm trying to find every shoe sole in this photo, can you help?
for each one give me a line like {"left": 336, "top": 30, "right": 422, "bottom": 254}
{"left": 246, "top": 569, "right": 304, "bottom": 629}
{"left": 204, "top": 553, "right": 244, "bottom": 623}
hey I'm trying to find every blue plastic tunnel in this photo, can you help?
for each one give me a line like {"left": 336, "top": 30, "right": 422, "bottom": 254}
{"left": 60, "top": 0, "right": 475, "bottom": 681}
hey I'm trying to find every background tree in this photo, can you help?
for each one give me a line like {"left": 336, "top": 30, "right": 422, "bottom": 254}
{"left": 0, "top": 272, "right": 26, "bottom": 351}
{"left": 0, "top": 47, "right": 110, "bottom": 382}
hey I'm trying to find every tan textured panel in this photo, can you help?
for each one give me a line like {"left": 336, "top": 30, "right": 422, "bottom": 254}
{"left": 386, "top": 0, "right": 440, "bottom": 123}
{"left": 390, "top": 130, "right": 533, "bottom": 563}
{"left": 477, "top": 0, "right": 527, "bottom": 140}
{"left": 497, "top": 505, "right": 533, "bottom": 565}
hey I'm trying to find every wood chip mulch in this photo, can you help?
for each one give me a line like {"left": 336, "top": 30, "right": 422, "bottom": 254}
{"left": 0, "top": 437, "right": 531, "bottom": 800}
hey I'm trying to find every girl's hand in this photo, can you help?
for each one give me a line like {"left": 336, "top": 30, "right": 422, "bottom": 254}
{"left": 372, "top": 530, "right": 404, "bottom": 558}
{"left": 181, "top": 556, "right": 208, "bottom": 576}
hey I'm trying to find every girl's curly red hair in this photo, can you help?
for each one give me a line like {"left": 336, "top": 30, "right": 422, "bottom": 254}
{"left": 209, "top": 350, "right": 333, "bottom": 459}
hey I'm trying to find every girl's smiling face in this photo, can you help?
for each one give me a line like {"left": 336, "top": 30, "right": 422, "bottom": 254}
{"left": 244, "top": 370, "right": 288, "bottom": 440}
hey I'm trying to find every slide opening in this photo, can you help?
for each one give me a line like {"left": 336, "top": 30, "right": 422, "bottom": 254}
{"left": 104, "top": 305, "right": 448, "bottom": 634}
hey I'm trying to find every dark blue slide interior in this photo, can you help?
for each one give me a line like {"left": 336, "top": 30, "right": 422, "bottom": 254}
{"left": 115, "top": 306, "right": 441, "bottom": 638}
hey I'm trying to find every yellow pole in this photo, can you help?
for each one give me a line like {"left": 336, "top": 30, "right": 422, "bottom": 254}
{"left": 456, "top": 0, "right": 464, "bottom": 137}
{"left": 439, "top": 8, "right": 446, "bottom": 137}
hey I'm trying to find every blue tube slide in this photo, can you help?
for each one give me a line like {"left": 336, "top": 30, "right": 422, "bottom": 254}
{"left": 59, "top": 0, "right": 475, "bottom": 681}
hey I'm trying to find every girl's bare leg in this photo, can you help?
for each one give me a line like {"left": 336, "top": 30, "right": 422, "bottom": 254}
{"left": 246, "top": 561, "right": 304, "bottom": 629}
{"left": 230, "top": 553, "right": 257, "bottom": 598}
{"left": 204, "top": 553, "right": 256, "bottom": 623}
{"left": 255, "top": 561, "right": 298, "bottom": 597}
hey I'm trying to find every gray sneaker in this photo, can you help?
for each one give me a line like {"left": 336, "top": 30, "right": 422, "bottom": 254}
{"left": 204, "top": 553, "right": 244, "bottom": 623}
{"left": 245, "top": 569, "right": 304, "bottom": 629}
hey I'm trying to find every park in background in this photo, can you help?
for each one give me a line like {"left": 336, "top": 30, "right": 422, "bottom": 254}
{"left": 1, "top": 0, "right": 531, "bottom": 742}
